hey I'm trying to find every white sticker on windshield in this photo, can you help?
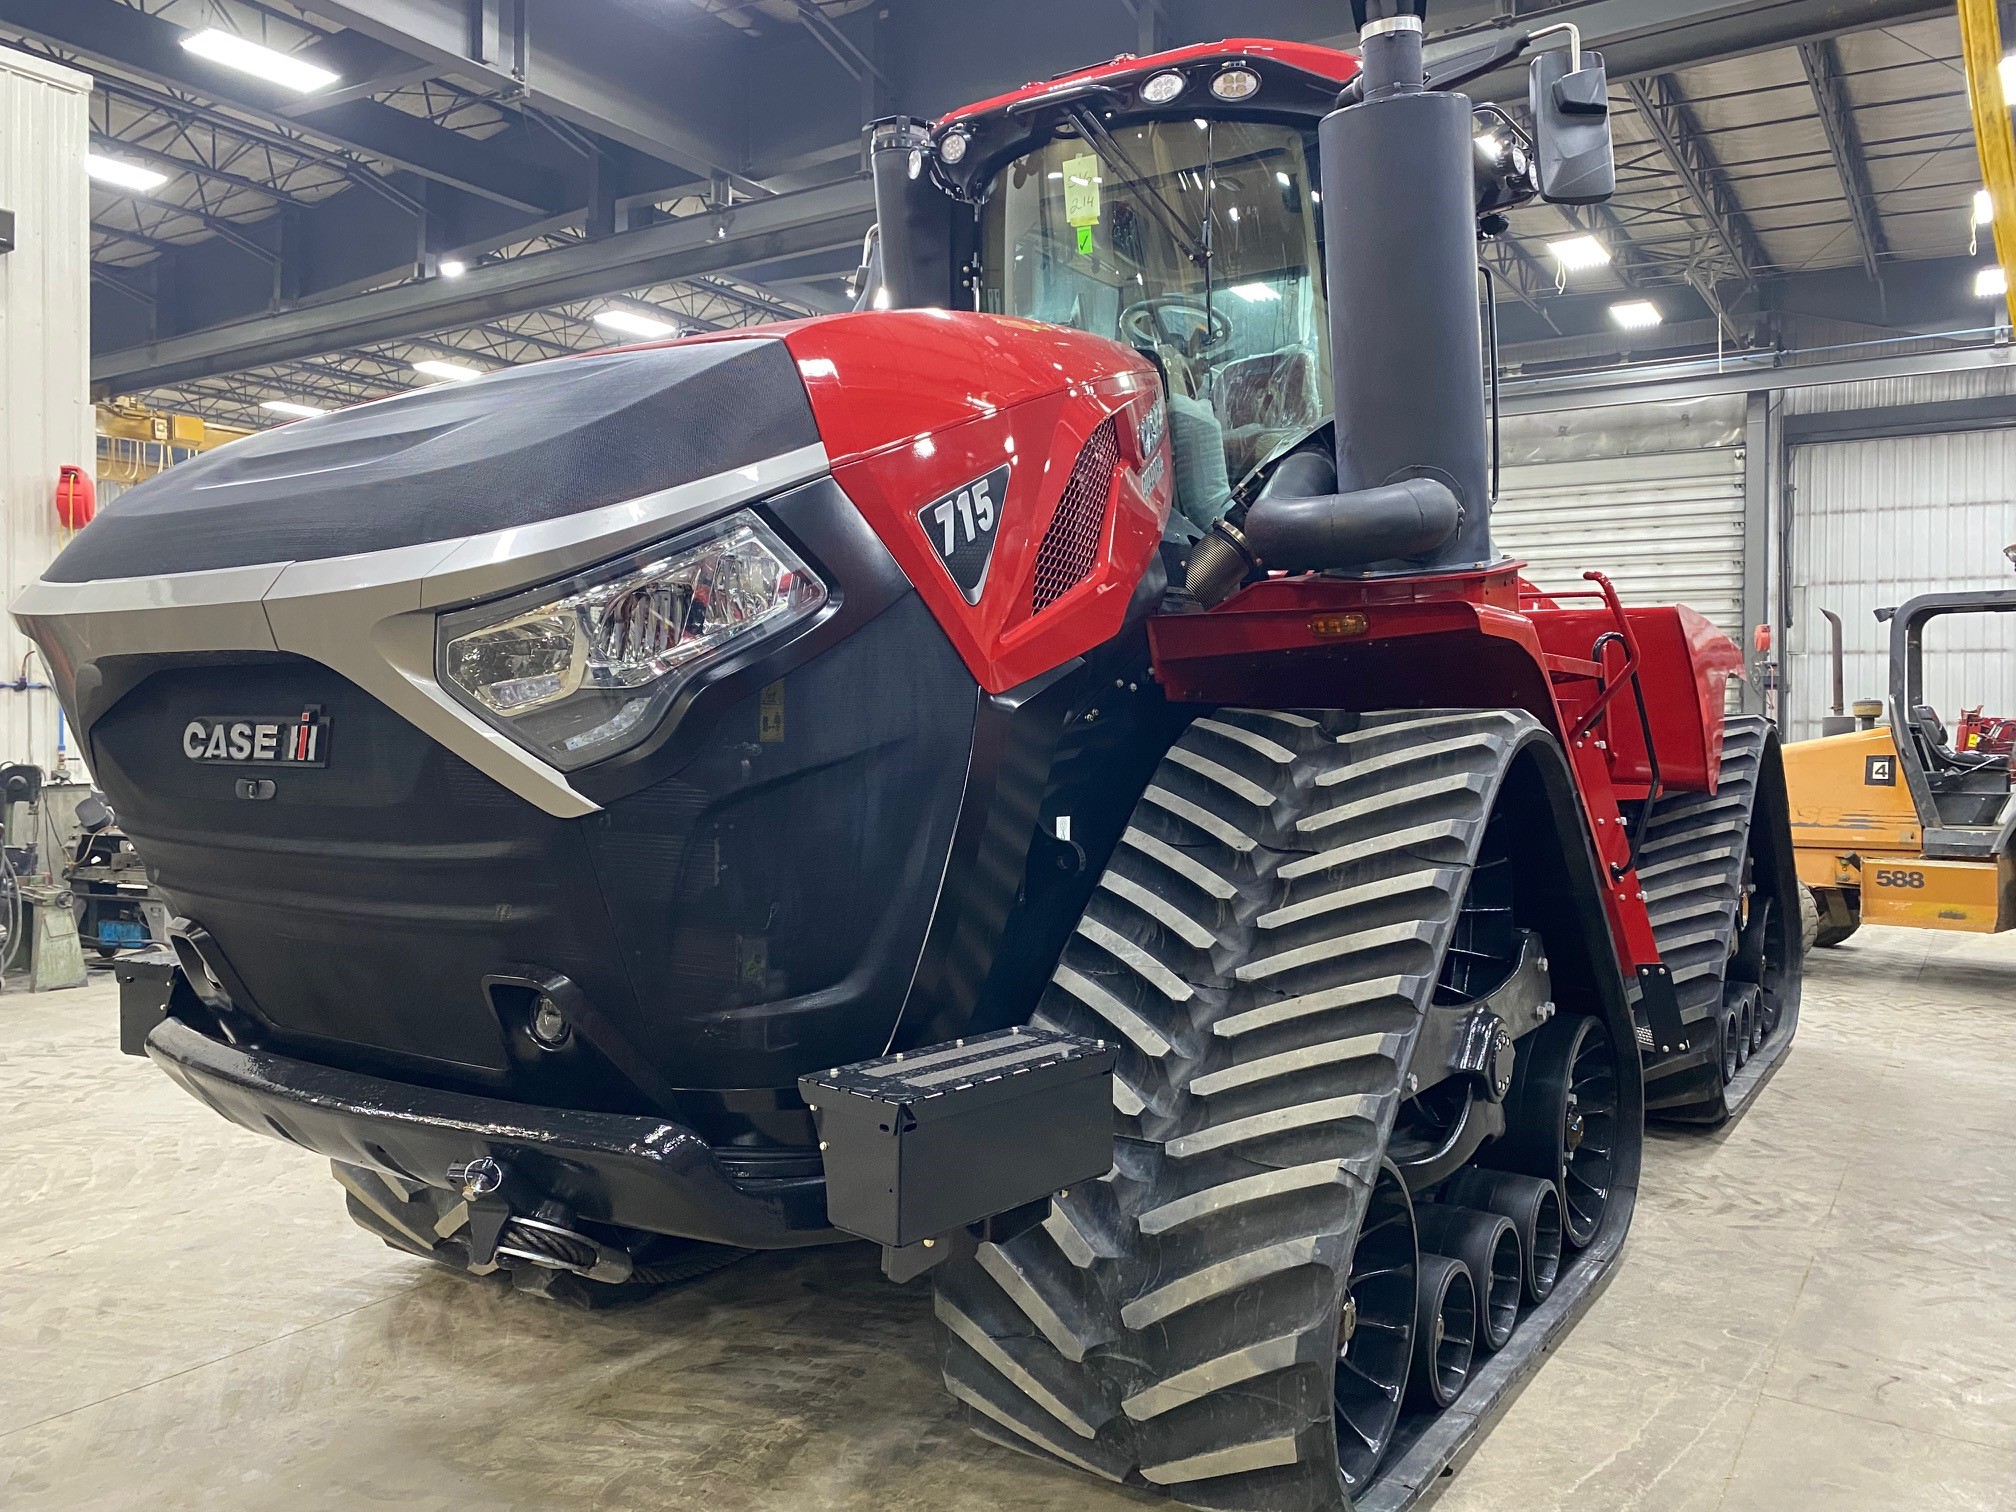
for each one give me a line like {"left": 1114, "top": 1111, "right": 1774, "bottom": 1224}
{"left": 1063, "top": 154, "right": 1102, "bottom": 229}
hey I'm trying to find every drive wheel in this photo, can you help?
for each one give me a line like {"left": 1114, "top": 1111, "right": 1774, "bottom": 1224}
{"left": 930, "top": 708, "right": 1631, "bottom": 1509}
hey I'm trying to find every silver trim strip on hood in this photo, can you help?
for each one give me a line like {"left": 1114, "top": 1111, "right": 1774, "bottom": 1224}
{"left": 14, "top": 442, "right": 833, "bottom": 819}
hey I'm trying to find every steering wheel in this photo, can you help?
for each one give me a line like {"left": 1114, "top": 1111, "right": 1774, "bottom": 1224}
{"left": 1120, "top": 294, "right": 1234, "bottom": 360}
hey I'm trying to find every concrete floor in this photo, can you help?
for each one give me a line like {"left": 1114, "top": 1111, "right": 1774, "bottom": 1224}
{"left": 3, "top": 927, "right": 2014, "bottom": 1512}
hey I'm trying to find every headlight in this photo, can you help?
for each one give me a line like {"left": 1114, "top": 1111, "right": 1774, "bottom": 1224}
{"left": 438, "top": 510, "right": 827, "bottom": 770}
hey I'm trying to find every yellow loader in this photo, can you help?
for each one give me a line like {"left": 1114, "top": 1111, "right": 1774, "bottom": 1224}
{"left": 1784, "top": 587, "right": 2016, "bottom": 946}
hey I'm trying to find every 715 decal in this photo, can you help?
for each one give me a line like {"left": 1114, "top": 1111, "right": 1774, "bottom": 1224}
{"left": 916, "top": 464, "right": 1010, "bottom": 605}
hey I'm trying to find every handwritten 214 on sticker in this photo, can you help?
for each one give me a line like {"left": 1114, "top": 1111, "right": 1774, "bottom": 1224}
{"left": 182, "top": 710, "right": 330, "bottom": 766}
{"left": 917, "top": 464, "right": 1010, "bottom": 604}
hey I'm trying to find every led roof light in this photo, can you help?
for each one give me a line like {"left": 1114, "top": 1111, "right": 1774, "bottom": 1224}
{"left": 1608, "top": 300, "right": 1663, "bottom": 330}
{"left": 1141, "top": 71, "right": 1186, "bottom": 105}
{"left": 938, "top": 129, "right": 969, "bottom": 165}
{"left": 1546, "top": 234, "right": 1611, "bottom": 272}
{"left": 593, "top": 309, "right": 679, "bottom": 339}
{"left": 1211, "top": 67, "right": 1261, "bottom": 100}
{"left": 413, "top": 359, "right": 485, "bottom": 383}
{"left": 180, "top": 29, "right": 339, "bottom": 93}
{"left": 85, "top": 154, "right": 169, "bottom": 192}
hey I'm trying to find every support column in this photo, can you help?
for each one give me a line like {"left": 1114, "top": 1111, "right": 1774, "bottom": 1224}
{"left": 0, "top": 46, "right": 92, "bottom": 773}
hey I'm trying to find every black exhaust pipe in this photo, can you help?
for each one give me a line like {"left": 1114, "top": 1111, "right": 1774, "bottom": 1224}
{"left": 1227, "top": 1, "right": 1493, "bottom": 582}
{"left": 868, "top": 118, "right": 969, "bottom": 311}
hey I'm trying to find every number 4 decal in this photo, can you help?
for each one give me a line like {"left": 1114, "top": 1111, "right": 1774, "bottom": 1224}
{"left": 916, "top": 464, "right": 1011, "bottom": 605}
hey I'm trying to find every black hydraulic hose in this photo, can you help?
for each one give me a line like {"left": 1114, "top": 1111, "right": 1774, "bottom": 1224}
{"left": 1242, "top": 476, "right": 1462, "bottom": 572}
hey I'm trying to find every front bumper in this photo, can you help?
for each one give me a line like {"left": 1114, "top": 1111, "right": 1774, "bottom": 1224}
{"left": 146, "top": 1015, "right": 837, "bottom": 1250}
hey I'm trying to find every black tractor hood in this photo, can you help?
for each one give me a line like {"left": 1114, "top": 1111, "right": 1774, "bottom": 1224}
{"left": 53, "top": 337, "right": 821, "bottom": 583}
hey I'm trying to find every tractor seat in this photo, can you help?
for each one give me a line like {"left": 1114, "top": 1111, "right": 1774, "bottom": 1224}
{"left": 1911, "top": 704, "right": 1952, "bottom": 765}
{"left": 1914, "top": 703, "right": 2010, "bottom": 793}
{"left": 1215, "top": 346, "right": 1321, "bottom": 482}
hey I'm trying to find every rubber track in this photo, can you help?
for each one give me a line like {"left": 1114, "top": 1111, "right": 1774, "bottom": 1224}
{"left": 933, "top": 709, "right": 1538, "bottom": 1512}
{"left": 1630, "top": 716, "right": 1768, "bottom": 1054}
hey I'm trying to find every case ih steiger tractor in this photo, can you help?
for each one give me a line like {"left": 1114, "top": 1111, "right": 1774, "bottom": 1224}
{"left": 20, "top": 5, "right": 1799, "bottom": 1508}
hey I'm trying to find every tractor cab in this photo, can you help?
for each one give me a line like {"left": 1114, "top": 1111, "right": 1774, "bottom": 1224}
{"left": 1882, "top": 589, "right": 2016, "bottom": 856}
{"left": 868, "top": 39, "right": 1543, "bottom": 533}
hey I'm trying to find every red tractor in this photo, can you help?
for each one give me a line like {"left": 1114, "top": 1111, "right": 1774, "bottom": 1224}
{"left": 19, "top": 4, "right": 1798, "bottom": 1508}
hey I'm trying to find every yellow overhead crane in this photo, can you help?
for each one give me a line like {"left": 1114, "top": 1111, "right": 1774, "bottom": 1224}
{"left": 1961, "top": 0, "right": 2016, "bottom": 322}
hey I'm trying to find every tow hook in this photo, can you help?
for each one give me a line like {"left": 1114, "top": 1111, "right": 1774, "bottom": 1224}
{"left": 445, "top": 1157, "right": 634, "bottom": 1283}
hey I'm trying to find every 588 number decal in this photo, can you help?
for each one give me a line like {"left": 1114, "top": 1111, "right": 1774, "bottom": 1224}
{"left": 1874, "top": 868, "right": 1925, "bottom": 888}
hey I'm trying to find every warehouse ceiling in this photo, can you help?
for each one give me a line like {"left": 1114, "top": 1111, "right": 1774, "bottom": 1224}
{"left": 0, "top": 0, "right": 1999, "bottom": 428}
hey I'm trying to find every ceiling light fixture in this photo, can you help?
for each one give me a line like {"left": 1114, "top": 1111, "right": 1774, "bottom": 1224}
{"left": 1976, "top": 265, "right": 2008, "bottom": 299}
{"left": 180, "top": 28, "right": 339, "bottom": 94}
{"left": 1608, "top": 300, "right": 1663, "bottom": 329}
{"left": 85, "top": 154, "right": 170, "bottom": 192}
{"left": 412, "top": 359, "right": 485, "bottom": 383}
{"left": 260, "top": 400, "right": 328, "bottom": 419}
{"left": 1546, "top": 234, "right": 1611, "bottom": 271}
{"left": 2001, "top": 51, "right": 2016, "bottom": 101}
{"left": 439, "top": 258, "right": 468, "bottom": 278}
{"left": 592, "top": 309, "right": 678, "bottom": 339}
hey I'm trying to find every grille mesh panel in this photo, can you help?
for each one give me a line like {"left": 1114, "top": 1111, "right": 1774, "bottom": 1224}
{"left": 1031, "top": 416, "right": 1119, "bottom": 614}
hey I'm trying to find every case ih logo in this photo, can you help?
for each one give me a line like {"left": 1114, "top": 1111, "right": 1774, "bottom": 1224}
{"left": 183, "top": 708, "right": 329, "bottom": 767}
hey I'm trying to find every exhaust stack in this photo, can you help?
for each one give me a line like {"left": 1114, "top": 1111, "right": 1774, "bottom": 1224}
{"left": 1320, "top": 0, "right": 1493, "bottom": 570}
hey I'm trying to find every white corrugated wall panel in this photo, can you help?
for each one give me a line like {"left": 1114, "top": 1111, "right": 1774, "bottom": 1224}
{"left": 1781, "top": 363, "right": 2016, "bottom": 415}
{"left": 1786, "top": 430, "right": 2016, "bottom": 742}
{"left": 0, "top": 47, "right": 91, "bottom": 773}
{"left": 1493, "top": 447, "right": 1748, "bottom": 640}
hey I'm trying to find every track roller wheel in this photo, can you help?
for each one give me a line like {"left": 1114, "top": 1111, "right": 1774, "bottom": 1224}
{"left": 1439, "top": 1169, "right": 1561, "bottom": 1305}
{"left": 1407, "top": 1255, "right": 1475, "bottom": 1411}
{"left": 1719, "top": 1005, "right": 1740, "bottom": 1084}
{"left": 1480, "top": 1014, "right": 1619, "bottom": 1250}
{"left": 1733, "top": 990, "right": 1755, "bottom": 1068}
{"left": 1336, "top": 1164, "right": 1419, "bottom": 1489}
{"left": 1415, "top": 1205, "right": 1521, "bottom": 1352}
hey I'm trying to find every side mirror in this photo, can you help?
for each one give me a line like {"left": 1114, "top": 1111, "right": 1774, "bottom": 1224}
{"left": 1528, "top": 46, "right": 1614, "bottom": 204}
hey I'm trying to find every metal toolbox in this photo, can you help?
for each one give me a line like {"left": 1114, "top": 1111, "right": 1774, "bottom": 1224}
{"left": 799, "top": 1025, "right": 1116, "bottom": 1250}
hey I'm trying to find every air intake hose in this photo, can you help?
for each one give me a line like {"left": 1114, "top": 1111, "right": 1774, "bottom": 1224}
{"left": 1242, "top": 475, "right": 1462, "bottom": 573}
{"left": 1181, "top": 454, "right": 1464, "bottom": 605}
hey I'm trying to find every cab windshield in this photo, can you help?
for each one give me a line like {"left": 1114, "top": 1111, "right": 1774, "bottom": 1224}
{"left": 979, "top": 118, "right": 1329, "bottom": 527}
